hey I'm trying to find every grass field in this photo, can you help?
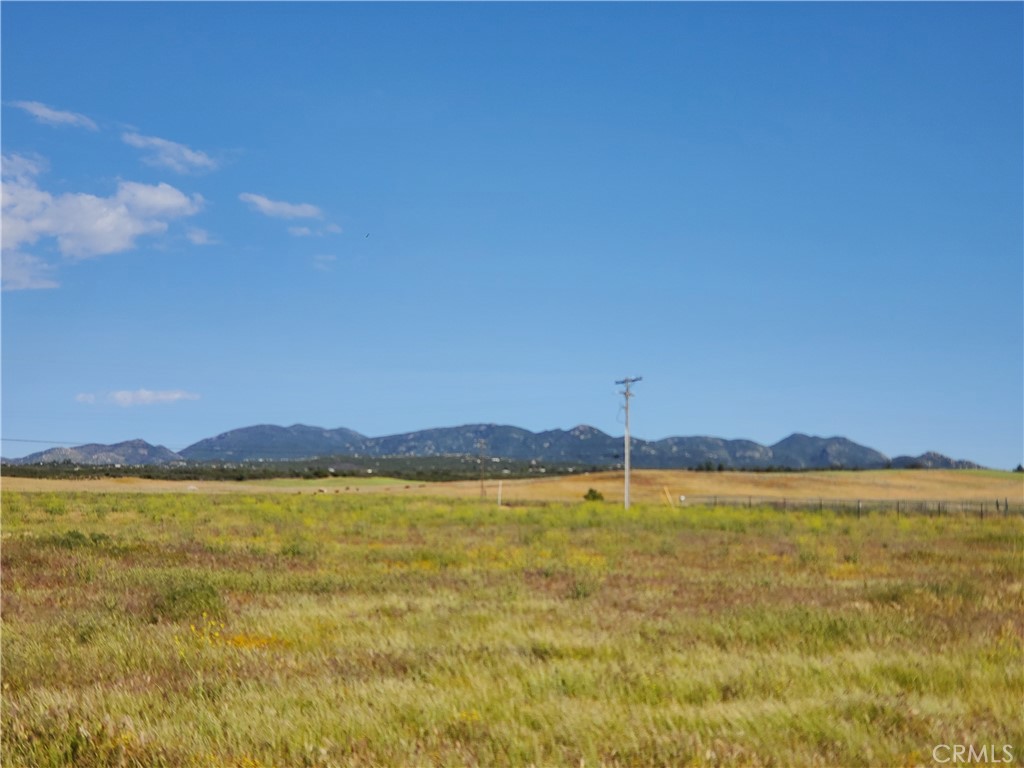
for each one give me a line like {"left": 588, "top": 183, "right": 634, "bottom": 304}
{"left": 2, "top": 487, "right": 1022, "bottom": 767}
{"left": 4, "top": 468, "right": 1023, "bottom": 505}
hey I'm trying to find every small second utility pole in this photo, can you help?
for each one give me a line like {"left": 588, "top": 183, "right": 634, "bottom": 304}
{"left": 616, "top": 376, "right": 642, "bottom": 509}
{"left": 477, "top": 439, "right": 487, "bottom": 500}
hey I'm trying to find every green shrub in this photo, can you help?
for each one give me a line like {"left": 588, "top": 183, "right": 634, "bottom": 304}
{"left": 46, "top": 529, "right": 90, "bottom": 549}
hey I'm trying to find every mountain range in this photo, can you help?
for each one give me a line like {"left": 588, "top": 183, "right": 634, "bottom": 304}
{"left": 4, "top": 424, "right": 982, "bottom": 470}
{"left": 4, "top": 439, "right": 184, "bottom": 467}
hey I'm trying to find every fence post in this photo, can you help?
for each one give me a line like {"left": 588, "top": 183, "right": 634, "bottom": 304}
{"left": 857, "top": 500, "right": 862, "bottom": 519}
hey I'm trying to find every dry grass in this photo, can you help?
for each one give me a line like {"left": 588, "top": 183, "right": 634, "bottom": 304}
{"left": 5, "top": 468, "right": 1020, "bottom": 506}
{"left": 501, "top": 468, "right": 1024, "bottom": 505}
{"left": 2, "top": 489, "right": 1022, "bottom": 767}
{"left": 0, "top": 475, "right": 404, "bottom": 496}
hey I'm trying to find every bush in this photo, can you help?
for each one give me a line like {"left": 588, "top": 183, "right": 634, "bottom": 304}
{"left": 583, "top": 488, "right": 604, "bottom": 502}
{"left": 48, "top": 530, "right": 91, "bottom": 549}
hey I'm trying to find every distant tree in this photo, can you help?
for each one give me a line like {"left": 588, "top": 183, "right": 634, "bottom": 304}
{"left": 583, "top": 488, "right": 604, "bottom": 502}
{"left": 1015, "top": 464, "right": 1023, "bottom": 473}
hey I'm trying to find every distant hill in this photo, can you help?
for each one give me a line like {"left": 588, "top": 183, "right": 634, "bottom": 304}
{"left": 767, "top": 433, "right": 889, "bottom": 470}
{"left": 5, "top": 424, "right": 982, "bottom": 470}
{"left": 177, "top": 423, "right": 979, "bottom": 470}
{"left": 179, "top": 424, "right": 366, "bottom": 462}
{"left": 8, "top": 439, "right": 184, "bottom": 466}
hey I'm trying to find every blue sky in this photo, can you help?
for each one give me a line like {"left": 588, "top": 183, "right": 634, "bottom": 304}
{"left": 2, "top": 2, "right": 1021, "bottom": 468}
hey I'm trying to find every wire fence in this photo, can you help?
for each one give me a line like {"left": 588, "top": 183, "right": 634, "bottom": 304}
{"left": 680, "top": 495, "right": 1024, "bottom": 518}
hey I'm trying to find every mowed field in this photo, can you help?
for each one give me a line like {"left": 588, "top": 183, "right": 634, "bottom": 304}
{"left": 2, "top": 474, "right": 1022, "bottom": 767}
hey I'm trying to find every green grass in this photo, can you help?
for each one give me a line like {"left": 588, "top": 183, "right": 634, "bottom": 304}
{"left": 2, "top": 491, "right": 1021, "bottom": 767}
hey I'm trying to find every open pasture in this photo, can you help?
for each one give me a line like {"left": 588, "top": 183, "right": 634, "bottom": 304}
{"left": 428, "top": 469, "right": 1024, "bottom": 508}
{"left": 2, "top": 489, "right": 1022, "bottom": 767}
{"left": 3, "top": 468, "right": 1022, "bottom": 507}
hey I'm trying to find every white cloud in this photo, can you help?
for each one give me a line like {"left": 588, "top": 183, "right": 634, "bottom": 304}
{"left": 1, "top": 251, "right": 58, "bottom": 291}
{"left": 1, "top": 158, "right": 53, "bottom": 252}
{"left": 1, "top": 153, "right": 47, "bottom": 180}
{"left": 76, "top": 389, "right": 201, "bottom": 407}
{"left": 186, "top": 227, "right": 215, "bottom": 245}
{"left": 239, "top": 193, "right": 322, "bottom": 219}
{"left": 110, "top": 389, "right": 200, "bottom": 407}
{"left": 1, "top": 154, "right": 203, "bottom": 263}
{"left": 47, "top": 183, "right": 201, "bottom": 259}
{"left": 289, "top": 224, "right": 342, "bottom": 237}
{"left": 122, "top": 132, "right": 217, "bottom": 174}
{"left": 11, "top": 100, "right": 98, "bottom": 130}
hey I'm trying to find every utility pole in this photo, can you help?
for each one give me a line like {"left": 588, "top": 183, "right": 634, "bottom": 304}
{"left": 477, "top": 439, "right": 487, "bottom": 500}
{"left": 616, "top": 376, "right": 642, "bottom": 509}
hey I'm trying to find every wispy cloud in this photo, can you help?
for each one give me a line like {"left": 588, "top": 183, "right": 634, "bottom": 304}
{"left": 11, "top": 100, "right": 98, "bottom": 130}
{"left": 312, "top": 254, "right": 337, "bottom": 272}
{"left": 1, "top": 152, "right": 47, "bottom": 179}
{"left": 1, "top": 153, "right": 203, "bottom": 266}
{"left": 110, "top": 389, "right": 200, "bottom": 407}
{"left": 122, "top": 132, "right": 217, "bottom": 174}
{"left": 185, "top": 227, "right": 216, "bottom": 245}
{"left": 1, "top": 251, "right": 58, "bottom": 291}
{"left": 289, "top": 224, "right": 342, "bottom": 238}
{"left": 76, "top": 389, "right": 201, "bottom": 407}
{"left": 239, "top": 193, "right": 322, "bottom": 219}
